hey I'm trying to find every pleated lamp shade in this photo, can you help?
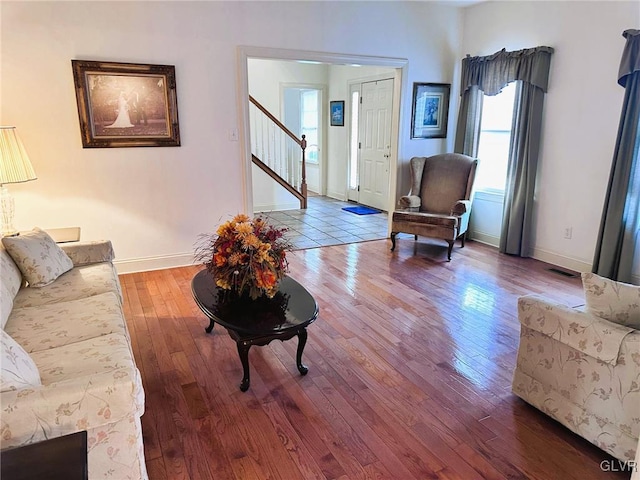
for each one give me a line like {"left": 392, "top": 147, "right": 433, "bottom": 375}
{"left": 0, "top": 127, "right": 37, "bottom": 185}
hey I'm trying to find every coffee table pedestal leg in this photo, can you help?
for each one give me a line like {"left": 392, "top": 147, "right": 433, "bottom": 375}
{"left": 205, "top": 318, "right": 215, "bottom": 333}
{"left": 237, "top": 341, "right": 251, "bottom": 392}
{"left": 231, "top": 328, "right": 311, "bottom": 392}
{"left": 296, "top": 328, "right": 309, "bottom": 375}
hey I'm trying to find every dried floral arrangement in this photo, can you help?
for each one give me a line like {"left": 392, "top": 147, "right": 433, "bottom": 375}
{"left": 196, "top": 214, "right": 291, "bottom": 299}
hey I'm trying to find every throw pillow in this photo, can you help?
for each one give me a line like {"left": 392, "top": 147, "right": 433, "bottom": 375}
{"left": 1, "top": 244, "right": 24, "bottom": 328}
{"left": 1, "top": 330, "right": 41, "bottom": 392}
{"left": 2, "top": 227, "right": 74, "bottom": 288}
{"left": 582, "top": 272, "right": 640, "bottom": 329}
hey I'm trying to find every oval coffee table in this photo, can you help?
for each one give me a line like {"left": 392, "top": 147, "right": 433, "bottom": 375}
{"left": 191, "top": 269, "right": 319, "bottom": 391}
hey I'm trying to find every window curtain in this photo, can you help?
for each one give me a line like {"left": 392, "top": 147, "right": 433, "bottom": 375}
{"left": 454, "top": 46, "right": 554, "bottom": 256}
{"left": 592, "top": 29, "right": 640, "bottom": 284}
{"left": 454, "top": 85, "right": 482, "bottom": 157}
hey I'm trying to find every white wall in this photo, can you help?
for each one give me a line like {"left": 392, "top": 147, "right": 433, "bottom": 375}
{"left": 248, "top": 59, "right": 328, "bottom": 114}
{"left": 462, "top": 1, "right": 638, "bottom": 273}
{"left": 1, "top": 1, "right": 462, "bottom": 272}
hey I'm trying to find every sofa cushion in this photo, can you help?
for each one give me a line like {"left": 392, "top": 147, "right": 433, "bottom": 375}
{"left": 5, "top": 292, "right": 127, "bottom": 354}
{"left": 1, "top": 330, "right": 41, "bottom": 392}
{"left": 60, "top": 240, "right": 115, "bottom": 267}
{"left": 392, "top": 210, "right": 459, "bottom": 228}
{"left": 31, "top": 333, "right": 136, "bottom": 385}
{"left": 582, "top": 272, "right": 640, "bottom": 329}
{"left": 1, "top": 244, "right": 23, "bottom": 329}
{"left": 2, "top": 228, "right": 73, "bottom": 288}
{"left": 1, "top": 335, "right": 144, "bottom": 450}
{"left": 13, "top": 262, "right": 122, "bottom": 309}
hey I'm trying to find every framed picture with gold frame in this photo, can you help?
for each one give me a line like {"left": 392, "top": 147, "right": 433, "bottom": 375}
{"left": 71, "top": 60, "right": 180, "bottom": 148}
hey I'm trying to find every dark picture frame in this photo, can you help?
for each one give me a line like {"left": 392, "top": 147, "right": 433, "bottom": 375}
{"left": 71, "top": 60, "right": 180, "bottom": 148}
{"left": 330, "top": 100, "right": 345, "bottom": 127}
{"left": 410, "top": 83, "right": 450, "bottom": 139}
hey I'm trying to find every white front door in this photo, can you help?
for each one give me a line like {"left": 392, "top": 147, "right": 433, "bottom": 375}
{"left": 357, "top": 78, "right": 393, "bottom": 211}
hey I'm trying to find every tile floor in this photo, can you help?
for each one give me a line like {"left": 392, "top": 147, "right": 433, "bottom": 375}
{"left": 256, "top": 196, "right": 389, "bottom": 250}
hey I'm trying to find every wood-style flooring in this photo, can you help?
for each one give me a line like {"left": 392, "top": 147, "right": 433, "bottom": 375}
{"left": 120, "top": 238, "right": 628, "bottom": 480}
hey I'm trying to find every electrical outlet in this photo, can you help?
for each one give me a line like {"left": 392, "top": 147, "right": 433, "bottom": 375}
{"left": 229, "top": 129, "right": 238, "bottom": 142}
{"left": 564, "top": 227, "right": 573, "bottom": 240}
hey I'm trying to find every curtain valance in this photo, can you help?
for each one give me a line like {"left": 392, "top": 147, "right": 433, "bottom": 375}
{"left": 460, "top": 46, "right": 554, "bottom": 96}
{"left": 618, "top": 29, "right": 640, "bottom": 88}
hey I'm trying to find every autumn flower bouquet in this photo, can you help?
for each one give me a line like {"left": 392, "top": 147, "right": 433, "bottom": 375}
{"left": 197, "top": 214, "right": 291, "bottom": 299}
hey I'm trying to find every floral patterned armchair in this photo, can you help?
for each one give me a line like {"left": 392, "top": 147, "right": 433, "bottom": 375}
{"left": 512, "top": 273, "right": 640, "bottom": 462}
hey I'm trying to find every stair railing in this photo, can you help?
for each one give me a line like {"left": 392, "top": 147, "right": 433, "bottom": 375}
{"left": 249, "top": 95, "right": 307, "bottom": 209}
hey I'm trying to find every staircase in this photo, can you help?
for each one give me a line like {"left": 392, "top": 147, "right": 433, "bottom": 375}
{"left": 249, "top": 95, "right": 308, "bottom": 209}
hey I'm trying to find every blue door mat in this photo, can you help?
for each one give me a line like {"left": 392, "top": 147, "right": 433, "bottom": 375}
{"left": 342, "top": 206, "right": 382, "bottom": 215}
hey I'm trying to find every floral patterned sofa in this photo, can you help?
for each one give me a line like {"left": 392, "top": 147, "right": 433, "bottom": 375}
{"left": 0, "top": 229, "right": 147, "bottom": 479}
{"left": 512, "top": 272, "right": 640, "bottom": 462}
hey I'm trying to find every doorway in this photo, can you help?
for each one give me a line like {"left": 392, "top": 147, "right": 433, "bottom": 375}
{"left": 239, "top": 47, "right": 407, "bottom": 219}
{"left": 347, "top": 77, "right": 394, "bottom": 211}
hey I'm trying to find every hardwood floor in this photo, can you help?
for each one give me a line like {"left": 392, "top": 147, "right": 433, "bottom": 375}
{"left": 120, "top": 238, "right": 628, "bottom": 480}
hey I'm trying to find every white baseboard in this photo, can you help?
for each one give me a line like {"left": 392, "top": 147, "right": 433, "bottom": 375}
{"left": 468, "top": 230, "right": 500, "bottom": 247}
{"left": 469, "top": 232, "right": 592, "bottom": 273}
{"left": 326, "top": 189, "right": 347, "bottom": 201}
{"left": 253, "top": 202, "right": 300, "bottom": 213}
{"left": 114, "top": 253, "right": 196, "bottom": 275}
{"left": 530, "top": 247, "right": 591, "bottom": 273}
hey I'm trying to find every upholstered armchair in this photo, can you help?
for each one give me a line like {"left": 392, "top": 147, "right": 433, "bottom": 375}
{"left": 512, "top": 273, "right": 640, "bottom": 463}
{"left": 391, "top": 153, "right": 478, "bottom": 260}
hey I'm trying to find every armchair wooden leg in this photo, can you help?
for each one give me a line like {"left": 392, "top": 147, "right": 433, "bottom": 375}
{"left": 390, "top": 232, "right": 397, "bottom": 251}
{"left": 446, "top": 240, "right": 454, "bottom": 261}
{"left": 414, "top": 235, "right": 418, "bottom": 241}
{"left": 461, "top": 232, "right": 466, "bottom": 248}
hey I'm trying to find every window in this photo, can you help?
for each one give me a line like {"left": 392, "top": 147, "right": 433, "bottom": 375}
{"left": 475, "top": 82, "right": 517, "bottom": 193}
{"left": 349, "top": 90, "right": 360, "bottom": 190}
{"left": 300, "top": 90, "right": 319, "bottom": 163}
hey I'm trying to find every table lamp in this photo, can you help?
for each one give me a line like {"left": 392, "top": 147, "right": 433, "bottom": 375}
{"left": 0, "top": 127, "right": 37, "bottom": 237}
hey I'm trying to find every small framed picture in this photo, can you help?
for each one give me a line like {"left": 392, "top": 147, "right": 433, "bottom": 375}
{"left": 410, "top": 83, "right": 451, "bottom": 139}
{"left": 330, "top": 100, "right": 345, "bottom": 127}
{"left": 71, "top": 60, "right": 180, "bottom": 148}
